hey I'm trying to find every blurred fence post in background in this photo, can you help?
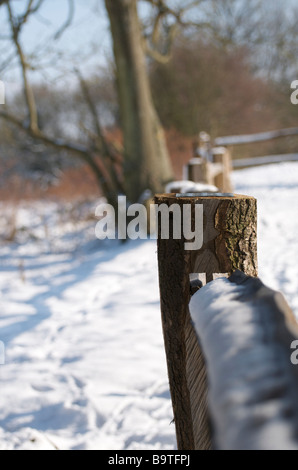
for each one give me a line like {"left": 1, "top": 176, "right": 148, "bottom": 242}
{"left": 186, "top": 132, "right": 213, "bottom": 186}
{"left": 212, "top": 147, "right": 233, "bottom": 193}
{"left": 155, "top": 193, "right": 257, "bottom": 450}
{"left": 185, "top": 127, "right": 298, "bottom": 192}
{"left": 185, "top": 132, "right": 233, "bottom": 193}
{"left": 184, "top": 158, "right": 214, "bottom": 187}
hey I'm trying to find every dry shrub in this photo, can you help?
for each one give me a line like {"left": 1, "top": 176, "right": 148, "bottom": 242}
{"left": 46, "top": 164, "right": 100, "bottom": 201}
{"left": 0, "top": 164, "right": 100, "bottom": 203}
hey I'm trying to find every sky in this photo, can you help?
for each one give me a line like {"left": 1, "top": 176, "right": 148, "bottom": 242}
{"left": 0, "top": 0, "right": 296, "bottom": 97}
{"left": 0, "top": 0, "right": 112, "bottom": 91}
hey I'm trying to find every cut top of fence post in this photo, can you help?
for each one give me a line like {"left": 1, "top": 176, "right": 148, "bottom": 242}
{"left": 155, "top": 193, "right": 258, "bottom": 281}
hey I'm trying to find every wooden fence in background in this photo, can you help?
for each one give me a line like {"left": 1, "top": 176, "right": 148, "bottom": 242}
{"left": 183, "top": 128, "right": 298, "bottom": 192}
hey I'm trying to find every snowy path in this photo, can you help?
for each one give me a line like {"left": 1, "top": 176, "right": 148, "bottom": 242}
{"left": 232, "top": 162, "right": 298, "bottom": 315}
{"left": 0, "top": 238, "right": 174, "bottom": 450}
{"left": 0, "top": 162, "right": 297, "bottom": 450}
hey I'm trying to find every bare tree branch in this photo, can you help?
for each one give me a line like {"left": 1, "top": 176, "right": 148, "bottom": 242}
{"left": 0, "top": 109, "right": 90, "bottom": 155}
{"left": 29, "top": 0, "right": 46, "bottom": 14}
{"left": 143, "top": 37, "right": 173, "bottom": 63}
{"left": 141, "top": 0, "right": 211, "bottom": 63}
{"left": 54, "top": 0, "right": 75, "bottom": 40}
{"left": 21, "top": 0, "right": 36, "bottom": 27}
{"left": 75, "top": 68, "right": 104, "bottom": 145}
{"left": 6, "top": 1, "right": 39, "bottom": 132}
{"left": 0, "top": 50, "right": 17, "bottom": 73}
{"left": 0, "top": 108, "right": 119, "bottom": 204}
{"left": 75, "top": 68, "right": 125, "bottom": 194}
{"left": 1, "top": 0, "right": 124, "bottom": 204}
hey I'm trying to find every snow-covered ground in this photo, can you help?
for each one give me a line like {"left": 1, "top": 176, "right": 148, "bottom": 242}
{"left": 0, "top": 162, "right": 297, "bottom": 450}
{"left": 233, "top": 162, "right": 298, "bottom": 315}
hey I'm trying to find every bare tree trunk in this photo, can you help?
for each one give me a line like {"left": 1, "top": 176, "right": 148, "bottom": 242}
{"left": 1, "top": 1, "right": 121, "bottom": 208}
{"left": 105, "top": 0, "right": 174, "bottom": 203}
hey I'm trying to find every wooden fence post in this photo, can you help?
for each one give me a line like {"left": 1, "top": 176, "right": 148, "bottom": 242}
{"left": 185, "top": 158, "right": 214, "bottom": 186}
{"left": 154, "top": 193, "right": 258, "bottom": 450}
{"left": 185, "top": 132, "right": 214, "bottom": 185}
{"left": 212, "top": 147, "right": 233, "bottom": 193}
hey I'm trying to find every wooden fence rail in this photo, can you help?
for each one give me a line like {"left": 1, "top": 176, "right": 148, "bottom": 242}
{"left": 189, "top": 271, "right": 298, "bottom": 450}
{"left": 215, "top": 128, "right": 298, "bottom": 170}
{"left": 232, "top": 153, "right": 298, "bottom": 169}
{"left": 185, "top": 129, "right": 298, "bottom": 191}
{"left": 214, "top": 127, "right": 298, "bottom": 146}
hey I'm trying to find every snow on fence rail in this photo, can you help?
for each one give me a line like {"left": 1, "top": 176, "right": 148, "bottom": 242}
{"left": 185, "top": 128, "right": 298, "bottom": 193}
{"left": 232, "top": 153, "right": 298, "bottom": 168}
{"left": 155, "top": 193, "right": 298, "bottom": 450}
{"left": 190, "top": 271, "right": 298, "bottom": 450}
{"left": 186, "top": 130, "right": 298, "bottom": 187}
{"left": 214, "top": 127, "right": 298, "bottom": 147}
{"left": 213, "top": 127, "right": 298, "bottom": 169}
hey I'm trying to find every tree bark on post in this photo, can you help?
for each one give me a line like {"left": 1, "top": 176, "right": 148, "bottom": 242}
{"left": 155, "top": 193, "right": 257, "bottom": 450}
{"left": 105, "top": 0, "right": 174, "bottom": 203}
